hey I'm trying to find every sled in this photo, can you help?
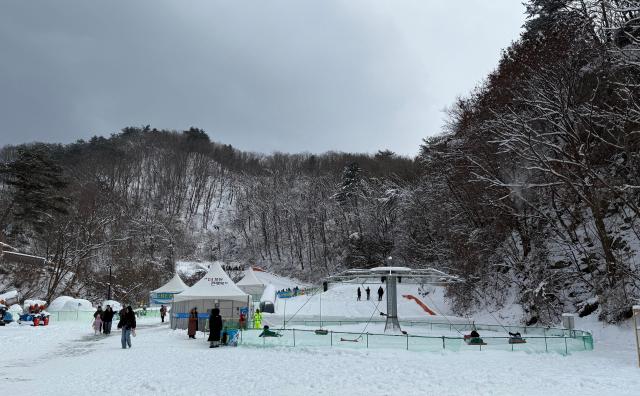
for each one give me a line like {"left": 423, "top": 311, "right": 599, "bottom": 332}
{"left": 339, "top": 337, "right": 360, "bottom": 342}
{"left": 464, "top": 335, "right": 487, "bottom": 346}
{"left": 314, "top": 329, "right": 328, "bottom": 335}
{"left": 508, "top": 338, "right": 527, "bottom": 344}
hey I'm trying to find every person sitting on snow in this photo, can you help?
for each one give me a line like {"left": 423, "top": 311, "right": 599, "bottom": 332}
{"left": 258, "top": 325, "right": 281, "bottom": 337}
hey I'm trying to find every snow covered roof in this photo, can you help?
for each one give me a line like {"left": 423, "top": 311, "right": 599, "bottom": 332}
{"left": 173, "top": 261, "right": 248, "bottom": 303}
{"left": 151, "top": 273, "right": 188, "bottom": 294}
{"left": 237, "top": 268, "right": 265, "bottom": 287}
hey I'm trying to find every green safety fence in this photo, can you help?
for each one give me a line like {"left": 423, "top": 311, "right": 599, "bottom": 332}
{"left": 236, "top": 326, "right": 593, "bottom": 355}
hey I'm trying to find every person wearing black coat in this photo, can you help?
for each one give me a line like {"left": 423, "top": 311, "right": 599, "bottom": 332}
{"left": 118, "top": 306, "right": 137, "bottom": 349}
{"left": 207, "top": 308, "right": 223, "bottom": 348}
{"left": 377, "top": 286, "right": 384, "bottom": 301}
{"left": 102, "top": 305, "right": 115, "bottom": 334}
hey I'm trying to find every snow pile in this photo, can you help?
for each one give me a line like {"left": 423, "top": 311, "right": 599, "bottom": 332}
{"left": 101, "top": 300, "right": 123, "bottom": 311}
{"left": 23, "top": 298, "right": 47, "bottom": 310}
{"left": 0, "top": 289, "right": 18, "bottom": 303}
{"left": 48, "top": 298, "right": 94, "bottom": 311}
{"left": 48, "top": 296, "right": 75, "bottom": 311}
{"left": 8, "top": 303, "right": 22, "bottom": 315}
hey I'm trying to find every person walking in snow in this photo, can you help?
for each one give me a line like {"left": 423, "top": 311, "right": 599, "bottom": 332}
{"left": 102, "top": 305, "right": 115, "bottom": 334}
{"left": 377, "top": 286, "right": 384, "bottom": 301}
{"left": 93, "top": 305, "right": 104, "bottom": 333}
{"left": 207, "top": 308, "right": 223, "bottom": 348}
{"left": 93, "top": 312, "right": 103, "bottom": 335}
{"left": 357, "top": 287, "right": 361, "bottom": 301}
{"left": 366, "top": 287, "right": 371, "bottom": 300}
{"left": 118, "top": 306, "right": 137, "bottom": 349}
{"left": 188, "top": 308, "right": 199, "bottom": 339}
{"left": 160, "top": 305, "right": 167, "bottom": 323}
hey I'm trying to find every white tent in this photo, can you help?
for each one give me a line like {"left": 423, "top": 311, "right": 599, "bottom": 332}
{"left": 171, "top": 262, "right": 250, "bottom": 330}
{"left": 236, "top": 267, "right": 267, "bottom": 300}
{"left": 149, "top": 273, "right": 188, "bottom": 305}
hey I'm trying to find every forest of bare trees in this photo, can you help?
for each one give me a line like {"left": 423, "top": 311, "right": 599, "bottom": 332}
{"left": 1, "top": 0, "right": 638, "bottom": 324}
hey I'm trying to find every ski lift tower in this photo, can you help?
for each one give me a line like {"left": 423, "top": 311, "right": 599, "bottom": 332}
{"left": 325, "top": 265, "right": 463, "bottom": 333}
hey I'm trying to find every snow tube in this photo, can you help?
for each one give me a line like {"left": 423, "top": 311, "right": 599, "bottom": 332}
{"left": 4, "top": 312, "right": 13, "bottom": 323}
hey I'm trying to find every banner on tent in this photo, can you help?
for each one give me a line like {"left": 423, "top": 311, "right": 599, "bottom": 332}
{"left": 150, "top": 292, "right": 179, "bottom": 305}
{"left": 175, "top": 313, "right": 210, "bottom": 319}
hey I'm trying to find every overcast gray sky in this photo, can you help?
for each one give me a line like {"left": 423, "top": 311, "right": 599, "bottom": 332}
{"left": 0, "top": 1, "right": 525, "bottom": 155}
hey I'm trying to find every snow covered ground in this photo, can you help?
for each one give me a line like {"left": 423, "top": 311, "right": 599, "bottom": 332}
{"left": 2, "top": 316, "right": 639, "bottom": 395}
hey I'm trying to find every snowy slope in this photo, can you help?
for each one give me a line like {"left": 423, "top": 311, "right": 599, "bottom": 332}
{"left": 264, "top": 283, "right": 469, "bottom": 324}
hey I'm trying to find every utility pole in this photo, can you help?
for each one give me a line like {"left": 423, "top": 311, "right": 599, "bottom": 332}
{"left": 634, "top": 306, "right": 640, "bottom": 368}
{"left": 107, "top": 263, "right": 112, "bottom": 300}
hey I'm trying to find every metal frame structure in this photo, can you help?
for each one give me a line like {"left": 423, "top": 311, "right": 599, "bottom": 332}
{"left": 325, "top": 266, "right": 463, "bottom": 333}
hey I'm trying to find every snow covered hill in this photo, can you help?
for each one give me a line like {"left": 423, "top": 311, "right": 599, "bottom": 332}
{"left": 264, "top": 283, "right": 470, "bottom": 324}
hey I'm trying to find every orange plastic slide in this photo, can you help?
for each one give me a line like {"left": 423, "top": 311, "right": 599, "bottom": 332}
{"left": 402, "top": 294, "right": 437, "bottom": 315}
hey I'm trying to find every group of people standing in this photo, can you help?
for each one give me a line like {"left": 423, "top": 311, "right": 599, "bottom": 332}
{"left": 356, "top": 286, "right": 384, "bottom": 301}
{"left": 92, "top": 305, "right": 137, "bottom": 349}
{"left": 187, "top": 307, "right": 224, "bottom": 348}
{"left": 92, "top": 305, "right": 115, "bottom": 335}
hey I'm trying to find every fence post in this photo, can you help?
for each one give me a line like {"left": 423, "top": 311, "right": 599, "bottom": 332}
{"left": 564, "top": 337, "right": 568, "bottom": 355}
{"left": 544, "top": 335, "right": 548, "bottom": 353}
{"left": 330, "top": 331, "right": 333, "bottom": 347}
{"left": 406, "top": 334, "right": 409, "bottom": 350}
{"left": 366, "top": 333, "right": 369, "bottom": 348}
{"left": 442, "top": 336, "right": 445, "bottom": 349}
{"left": 293, "top": 329, "right": 296, "bottom": 347}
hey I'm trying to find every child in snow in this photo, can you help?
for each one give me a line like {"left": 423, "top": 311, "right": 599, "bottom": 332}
{"left": 93, "top": 314, "right": 103, "bottom": 335}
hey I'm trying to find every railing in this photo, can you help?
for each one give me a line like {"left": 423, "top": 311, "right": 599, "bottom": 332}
{"left": 276, "top": 319, "right": 592, "bottom": 338}
{"left": 236, "top": 326, "right": 593, "bottom": 355}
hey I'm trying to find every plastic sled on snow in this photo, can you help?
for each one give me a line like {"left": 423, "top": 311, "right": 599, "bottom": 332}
{"left": 464, "top": 335, "right": 487, "bottom": 345}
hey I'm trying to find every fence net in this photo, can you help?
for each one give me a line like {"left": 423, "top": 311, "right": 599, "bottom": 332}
{"left": 236, "top": 321, "right": 594, "bottom": 355}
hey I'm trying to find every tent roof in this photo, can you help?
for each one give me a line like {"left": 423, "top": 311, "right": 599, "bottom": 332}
{"left": 236, "top": 267, "right": 265, "bottom": 287}
{"left": 152, "top": 274, "right": 188, "bottom": 294}
{"left": 173, "top": 261, "right": 248, "bottom": 303}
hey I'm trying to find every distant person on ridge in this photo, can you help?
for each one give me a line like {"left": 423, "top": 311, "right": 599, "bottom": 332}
{"left": 366, "top": 287, "right": 371, "bottom": 300}
{"left": 357, "top": 287, "right": 361, "bottom": 301}
{"left": 377, "top": 286, "right": 384, "bottom": 301}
